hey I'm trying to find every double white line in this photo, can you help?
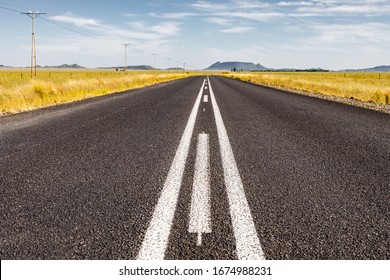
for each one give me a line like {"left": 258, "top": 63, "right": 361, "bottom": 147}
{"left": 188, "top": 133, "right": 211, "bottom": 246}
{"left": 137, "top": 79, "right": 205, "bottom": 260}
{"left": 137, "top": 77, "right": 264, "bottom": 260}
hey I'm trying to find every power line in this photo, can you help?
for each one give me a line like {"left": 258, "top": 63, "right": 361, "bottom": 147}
{"left": 2, "top": 3, "right": 128, "bottom": 67}
{"left": 39, "top": 16, "right": 97, "bottom": 39}
{"left": 1, "top": 2, "right": 96, "bottom": 46}
{"left": 166, "top": 57, "right": 172, "bottom": 70}
{"left": 1, "top": 4, "right": 100, "bottom": 40}
{"left": 151, "top": 53, "right": 158, "bottom": 72}
{"left": 0, "top": 4, "right": 23, "bottom": 13}
{"left": 2, "top": 3, "right": 164, "bottom": 69}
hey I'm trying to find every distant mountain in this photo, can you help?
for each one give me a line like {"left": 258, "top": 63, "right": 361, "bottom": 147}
{"left": 128, "top": 65, "right": 154, "bottom": 70}
{"left": 205, "top": 61, "right": 268, "bottom": 71}
{"left": 38, "top": 64, "right": 85, "bottom": 69}
{"left": 342, "top": 65, "right": 390, "bottom": 72}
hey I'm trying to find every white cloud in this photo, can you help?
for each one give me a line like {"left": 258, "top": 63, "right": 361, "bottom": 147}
{"left": 312, "top": 22, "right": 390, "bottom": 44}
{"left": 125, "top": 21, "right": 182, "bottom": 38}
{"left": 193, "top": 0, "right": 270, "bottom": 10}
{"left": 221, "top": 26, "right": 256, "bottom": 33}
{"left": 122, "top": 13, "right": 137, "bottom": 17}
{"left": 149, "top": 22, "right": 181, "bottom": 36}
{"left": 277, "top": 1, "right": 313, "bottom": 6}
{"left": 149, "top": 12, "right": 197, "bottom": 19}
{"left": 190, "top": 0, "right": 390, "bottom": 21}
{"left": 214, "top": 11, "right": 284, "bottom": 21}
{"left": 50, "top": 13, "right": 181, "bottom": 41}
{"left": 297, "top": 1, "right": 390, "bottom": 15}
{"left": 231, "top": 0, "right": 270, "bottom": 9}
{"left": 191, "top": 1, "right": 229, "bottom": 11}
{"left": 126, "top": 21, "right": 147, "bottom": 30}
{"left": 206, "top": 17, "right": 232, "bottom": 25}
{"left": 50, "top": 13, "right": 102, "bottom": 28}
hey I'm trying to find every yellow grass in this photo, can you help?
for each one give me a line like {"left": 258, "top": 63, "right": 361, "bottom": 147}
{"left": 221, "top": 72, "right": 390, "bottom": 105}
{"left": 0, "top": 69, "right": 195, "bottom": 115}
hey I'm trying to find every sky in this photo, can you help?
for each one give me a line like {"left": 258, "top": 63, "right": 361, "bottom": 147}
{"left": 0, "top": 0, "right": 389, "bottom": 70}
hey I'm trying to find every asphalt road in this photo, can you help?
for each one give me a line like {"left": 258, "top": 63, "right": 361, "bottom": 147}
{"left": 1, "top": 76, "right": 389, "bottom": 260}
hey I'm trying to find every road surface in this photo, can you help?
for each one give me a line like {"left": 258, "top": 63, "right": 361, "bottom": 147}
{"left": 1, "top": 76, "right": 389, "bottom": 259}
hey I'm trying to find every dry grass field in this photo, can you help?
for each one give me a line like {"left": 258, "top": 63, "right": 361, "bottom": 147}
{"left": 2, "top": 70, "right": 389, "bottom": 115}
{"left": 0, "top": 69, "right": 192, "bottom": 115}
{"left": 222, "top": 72, "right": 390, "bottom": 105}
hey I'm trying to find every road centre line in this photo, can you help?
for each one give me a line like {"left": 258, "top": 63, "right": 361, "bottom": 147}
{"left": 207, "top": 77, "right": 265, "bottom": 260}
{"left": 203, "top": 95, "right": 209, "bottom": 103}
{"left": 137, "top": 79, "right": 206, "bottom": 260}
{"left": 188, "top": 133, "right": 211, "bottom": 246}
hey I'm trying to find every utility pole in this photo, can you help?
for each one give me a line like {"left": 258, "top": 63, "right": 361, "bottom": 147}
{"left": 183, "top": 62, "right": 186, "bottom": 73}
{"left": 151, "top": 53, "right": 157, "bottom": 73}
{"left": 22, "top": 11, "right": 46, "bottom": 78}
{"left": 175, "top": 60, "right": 180, "bottom": 73}
{"left": 121, "top": 43, "right": 132, "bottom": 72}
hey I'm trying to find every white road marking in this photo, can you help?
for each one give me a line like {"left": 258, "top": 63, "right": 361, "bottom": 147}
{"left": 203, "top": 95, "right": 209, "bottom": 103}
{"left": 188, "top": 133, "right": 211, "bottom": 246}
{"left": 207, "top": 76, "right": 265, "bottom": 260}
{"left": 137, "top": 79, "right": 206, "bottom": 260}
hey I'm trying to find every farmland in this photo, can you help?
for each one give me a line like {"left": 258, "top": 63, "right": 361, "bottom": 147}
{"left": 0, "top": 69, "right": 192, "bottom": 115}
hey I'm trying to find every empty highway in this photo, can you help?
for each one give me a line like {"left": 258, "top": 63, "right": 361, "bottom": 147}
{"left": 1, "top": 76, "right": 389, "bottom": 259}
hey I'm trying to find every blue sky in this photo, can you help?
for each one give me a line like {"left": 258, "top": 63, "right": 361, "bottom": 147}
{"left": 1, "top": 0, "right": 389, "bottom": 70}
